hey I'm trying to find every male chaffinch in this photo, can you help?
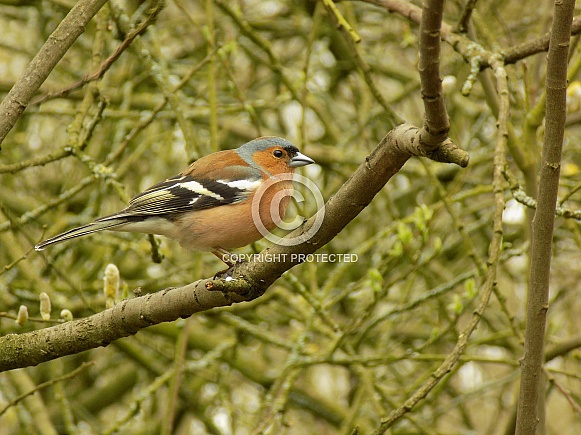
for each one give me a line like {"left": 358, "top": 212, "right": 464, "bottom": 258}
{"left": 35, "top": 137, "right": 315, "bottom": 265}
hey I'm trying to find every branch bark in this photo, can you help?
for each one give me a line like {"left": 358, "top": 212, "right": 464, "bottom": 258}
{"left": 418, "top": 0, "right": 449, "bottom": 145}
{"left": 0, "top": 124, "right": 468, "bottom": 372}
{"left": 0, "top": 0, "right": 109, "bottom": 149}
{"left": 515, "top": 1, "right": 575, "bottom": 433}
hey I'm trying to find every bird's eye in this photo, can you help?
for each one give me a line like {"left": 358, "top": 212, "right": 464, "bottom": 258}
{"left": 273, "top": 149, "right": 284, "bottom": 158}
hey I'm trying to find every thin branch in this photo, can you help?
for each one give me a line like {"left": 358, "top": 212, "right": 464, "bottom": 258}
{"left": 456, "top": 0, "right": 479, "bottom": 33}
{"left": 0, "top": 176, "right": 95, "bottom": 233}
{"left": 322, "top": 0, "right": 402, "bottom": 128}
{"left": 503, "top": 167, "right": 581, "bottom": 220}
{"left": 0, "top": 148, "right": 74, "bottom": 174}
{"left": 322, "top": 0, "right": 361, "bottom": 43}
{"left": 30, "top": 2, "right": 164, "bottom": 106}
{"left": 0, "top": 0, "right": 109, "bottom": 149}
{"left": 515, "top": 1, "right": 576, "bottom": 433}
{"left": 362, "top": 0, "right": 581, "bottom": 70}
{"left": 215, "top": 0, "right": 343, "bottom": 141}
{"left": 108, "top": 0, "right": 202, "bottom": 156}
{"left": 0, "top": 362, "right": 94, "bottom": 417}
{"left": 547, "top": 374, "right": 581, "bottom": 415}
{"left": 503, "top": 16, "right": 581, "bottom": 67}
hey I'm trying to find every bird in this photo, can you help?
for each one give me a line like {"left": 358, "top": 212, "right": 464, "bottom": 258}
{"left": 35, "top": 137, "right": 315, "bottom": 266}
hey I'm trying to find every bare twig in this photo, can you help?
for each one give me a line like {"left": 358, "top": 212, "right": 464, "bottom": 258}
{"left": 503, "top": 167, "right": 581, "bottom": 220}
{"left": 321, "top": 0, "right": 362, "bottom": 43}
{"left": 322, "top": 0, "right": 402, "bottom": 128}
{"left": 362, "top": 0, "right": 581, "bottom": 70}
{"left": 456, "top": 0, "right": 479, "bottom": 33}
{"left": 30, "top": 3, "right": 164, "bottom": 106}
{"left": 0, "top": 0, "right": 109, "bottom": 148}
{"left": 0, "top": 362, "right": 94, "bottom": 417}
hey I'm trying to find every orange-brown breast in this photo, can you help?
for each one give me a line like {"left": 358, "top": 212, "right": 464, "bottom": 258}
{"left": 174, "top": 178, "right": 294, "bottom": 250}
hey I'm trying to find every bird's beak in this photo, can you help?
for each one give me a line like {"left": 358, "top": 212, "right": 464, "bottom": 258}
{"left": 289, "top": 152, "right": 315, "bottom": 168}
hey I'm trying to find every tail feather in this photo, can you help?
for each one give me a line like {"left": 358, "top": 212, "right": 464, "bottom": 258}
{"left": 35, "top": 219, "right": 127, "bottom": 251}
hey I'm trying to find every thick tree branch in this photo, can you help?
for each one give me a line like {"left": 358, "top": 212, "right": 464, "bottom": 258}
{"left": 515, "top": 1, "right": 575, "bottom": 433}
{"left": 0, "top": 124, "right": 468, "bottom": 372}
{"left": 0, "top": 0, "right": 109, "bottom": 149}
{"left": 418, "top": 0, "right": 450, "bottom": 145}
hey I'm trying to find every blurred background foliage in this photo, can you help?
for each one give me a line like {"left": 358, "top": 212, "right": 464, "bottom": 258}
{"left": 0, "top": 0, "right": 581, "bottom": 433}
